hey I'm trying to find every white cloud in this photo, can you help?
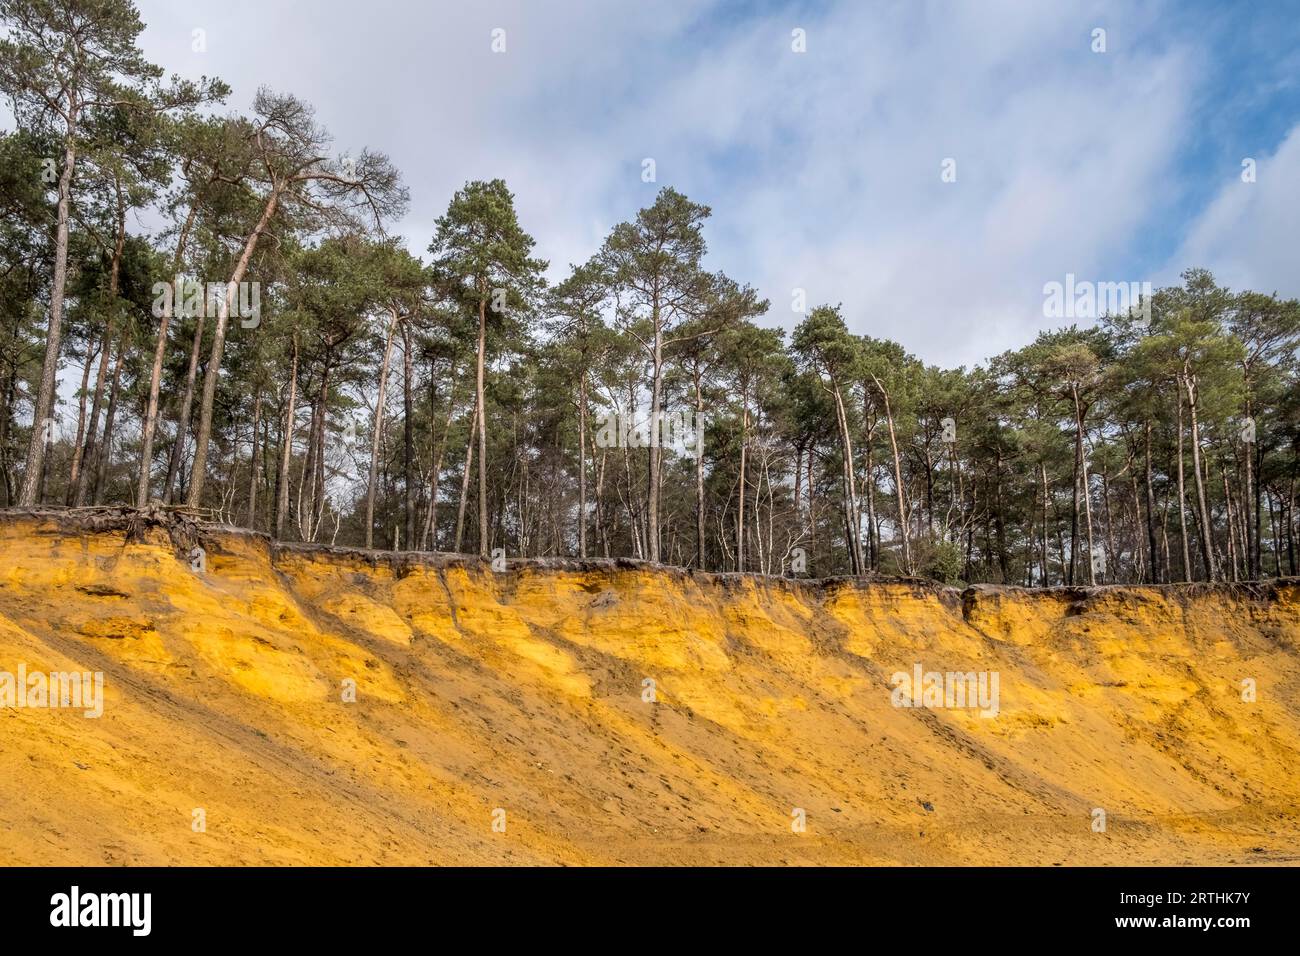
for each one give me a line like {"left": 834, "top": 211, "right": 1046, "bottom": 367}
{"left": 1162, "top": 124, "right": 1300, "bottom": 299}
{"left": 124, "top": 0, "right": 1275, "bottom": 366}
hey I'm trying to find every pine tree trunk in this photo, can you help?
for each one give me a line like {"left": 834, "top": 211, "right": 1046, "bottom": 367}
{"left": 737, "top": 385, "right": 747, "bottom": 572}
{"left": 366, "top": 311, "right": 399, "bottom": 549}
{"left": 1176, "top": 389, "right": 1192, "bottom": 581}
{"left": 402, "top": 322, "right": 416, "bottom": 549}
{"left": 187, "top": 189, "right": 279, "bottom": 507}
{"left": 1040, "top": 463, "right": 1051, "bottom": 586}
{"left": 475, "top": 295, "right": 489, "bottom": 556}
{"left": 693, "top": 371, "right": 706, "bottom": 569}
{"left": 72, "top": 320, "right": 112, "bottom": 506}
{"left": 1243, "top": 396, "right": 1256, "bottom": 578}
{"left": 1144, "top": 420, "right": 1161, "bottom": 583}
{"left": 1184, "top": 370, "right": 1217, "bottom": 581}
{"left": 1073, "top": 385, "right": 1096, "bottom": 585}
{"left": 0, "top": 352, "right": 15, "bottom": 504}
{"left": 137, "top": 203, "right": 200, "bottom": 505}
{"left": 19, "top": 131, "right": 77, "bottom": 506}
{"left": 874, "top": 375, "right": 910, "bottom": 575}
{"left": 455, "top": 396, "right": 476, "bottom": 554}
{"left": 579, "top": 372, "right": 589, "bottom": 559}
{"left": 309, "top": 367, "right": 330, "bottom": 540}
{"left": 80, "top": 189, "right": 129, "bottom": 505}
{"left": 596, "top": 445, "right": 609, "bottom": 558}
{"left": 865, "top": 438, "right": 877, "bottom": 569}
{"left": 647, "top": 302, "right": 663, "bottom": 563}
{"left": 1222, "top": 464, "right": 1239, "bottom": 581}
{"left": 273, "top": 334, "right": 298, "bottom": 539}
{"left": 66, "top": 339, "right": 96, "bottom": 500}
{"left": 247, "top": 388, "right": 262, "bottom": 528}
{"left": 92, "top": 328, "right": 128, "bottom": 504}
{"left": 163, "top": 306, "right": 208, "bottom": 504}
{"left": 830, "top": 386, "right": 859, "bottom": 574}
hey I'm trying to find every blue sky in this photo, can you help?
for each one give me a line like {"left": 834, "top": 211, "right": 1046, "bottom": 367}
{"left": 14, "top": 0, "right": 1300, "bottom": 367}
{"left": 1125, "top": 0, "right": 1300, "bottom": 274}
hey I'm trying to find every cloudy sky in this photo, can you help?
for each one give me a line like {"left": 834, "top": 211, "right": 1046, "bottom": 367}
{"left": 119, "top": 0, "right": 1300, "bottom": 366}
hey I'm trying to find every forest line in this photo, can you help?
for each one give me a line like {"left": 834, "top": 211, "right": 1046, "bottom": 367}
{"left": 3, "top": 1, "right": 1299, "bottom": 584}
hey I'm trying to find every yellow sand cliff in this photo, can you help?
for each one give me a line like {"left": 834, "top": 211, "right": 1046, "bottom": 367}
{"left": 1, "top": 513, "right": 1297, "bottom": 865}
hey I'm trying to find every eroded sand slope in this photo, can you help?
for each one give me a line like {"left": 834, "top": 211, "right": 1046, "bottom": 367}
{"left": 1, "top": 513, "right": 1297, "bottom": 865}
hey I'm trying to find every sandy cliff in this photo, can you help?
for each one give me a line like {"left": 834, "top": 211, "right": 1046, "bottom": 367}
{"left": 1, "top": 511, "right": 1297, "bottom": 865}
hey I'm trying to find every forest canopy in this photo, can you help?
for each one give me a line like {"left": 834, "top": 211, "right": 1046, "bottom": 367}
{"left": 3, "top": 0, "right": 1298, "bottom": 586}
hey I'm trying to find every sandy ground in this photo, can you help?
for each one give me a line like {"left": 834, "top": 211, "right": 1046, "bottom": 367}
{"left": 0, "top": 513, "right": 1297, "bottom": 865}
